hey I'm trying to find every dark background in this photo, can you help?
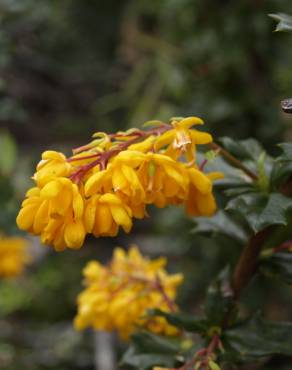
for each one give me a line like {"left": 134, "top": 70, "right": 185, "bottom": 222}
{"left": 0, "top": 1, "right": 292, "bottom": 369}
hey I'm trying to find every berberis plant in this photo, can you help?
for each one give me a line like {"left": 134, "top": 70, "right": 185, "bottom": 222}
{"left": 16, "top": 15, "right": 292, "bottom": 370}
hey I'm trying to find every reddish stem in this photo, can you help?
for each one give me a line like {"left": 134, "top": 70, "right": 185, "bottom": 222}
{"left": 155, "top": 275, "right": 177, "bottom": 312}
{"left": 67, "top": 153, "right": 101, "bottom": 162}
{"left": 199, "top": 158, "right": 208, "bottom": 171}
{"left": 69, "top": 124, "right": 170, "bottom": 183}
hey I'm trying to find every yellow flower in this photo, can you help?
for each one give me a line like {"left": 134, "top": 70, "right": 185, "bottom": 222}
{"left": 0, "top": 236, "right": 30, "bottom": 278}
{"left": 74, "top": 246, "right": 183, "bottom": 340}
{"left": 16, "top": 115, "right": 221, "bottom": 250}
{"left": 155, "top": 117, "right": 213, "bottom": 162}
{"left": 34, "top": 151, "right": 72, "bottom": 187}
{"left": 16, "top": 178, "right": 85, "bottom": 251}
{"left": 84, "top": 193, "right": 133, "bottom": 237}
{"left": 185, "top": 170, "right": 224, "bottom": 216}
{"left": 109, "top": 151, "right": 189, "bottom": 208}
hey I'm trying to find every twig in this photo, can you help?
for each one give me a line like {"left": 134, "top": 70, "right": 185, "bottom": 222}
{"left": 232, "top": 226, "right": 273, "bottom": 300}
{"left": 209, "top": 142, "right": 259, "bottom": 181}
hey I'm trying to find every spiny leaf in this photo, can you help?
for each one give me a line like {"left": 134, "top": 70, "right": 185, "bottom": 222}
{"left": 224, "top": 313, "right": 292, "bottom": 360}
{"left": 192, "top": 211, "right": 247, "bottom": 244}
{"left": 226, "top": 192, "right": 292, "bottom": 233}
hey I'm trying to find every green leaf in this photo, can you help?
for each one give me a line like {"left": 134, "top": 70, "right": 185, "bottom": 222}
{"left": 224, "top": 313, "right": 292, "bottom": 361}
{"left": 120, "top": 331, "right": 181, "bottom": 370}
{"left": 0, "top": 131, "right": 17, "bottom": 175}
{"left": 269, "top": 13, "right": 292, "bottom": 32}
{"left": 218, "top": 137, "right": 263, "bottom": 162}
{"left": 120, "top": 346, "right": 176, "bottom": 370}
{"left": 271, "top": 162, "right": 292, "bottom": 189}
{"left": 260, "top": 252, "right": 292, "bottom": 284}
{"left": 130, "top": 331, "right": 180, "bottom": 354}
{"left": 278, "top": 143, "right": 292, "bottom": 161}
{"left": 149, "top": 309, "right": 207, "bottom": 333}
{"left": 271, "top": 143, "right": 292, "bottom": 188}
{"left": 226, "top": 192, "right": 292, "bottom": 233}
{"left": 205, "top": 267, "right": 234, "bottom": 326}
{"left": 192, "top": 211, "right": 247, "bottom": 244}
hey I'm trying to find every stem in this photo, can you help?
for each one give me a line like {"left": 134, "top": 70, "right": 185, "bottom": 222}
{"left": 69, "top": 124, "right": 170, "bottom": 183}
{"left": 209, "top": 142, "right": 259, "bottom": 181}
{"left": 232, "top": 227, "right": 272, "bottom": 300}
{"left": 155, "top": 275, "right": 177, "bottom": 312}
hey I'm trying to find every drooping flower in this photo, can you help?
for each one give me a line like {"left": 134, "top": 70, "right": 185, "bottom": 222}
{"left": 74, "top": 246, "right": 183, "bottom": 339}
{"left": 16, "top": 116, "right": 222, "bottom": 250}
{"left": 34, "top": 151, "right": 72, "bottom": 188}
{"left": 0, "top": 236, "right": 30, "bottom": 278}
{"left": 16, "top": 178, "right": 85, "bottom": 251}
{"left": 84, "top": 193, "right": 132, "bottom": 237}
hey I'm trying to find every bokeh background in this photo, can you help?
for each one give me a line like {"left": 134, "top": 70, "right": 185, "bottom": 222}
{"left": 1, "top": 1, "right": 292, "bottom": 369}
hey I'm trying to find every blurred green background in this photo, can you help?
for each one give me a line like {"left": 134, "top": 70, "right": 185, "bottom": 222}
{"left": 1, "top": 1, "right": 292, "bottom": 369}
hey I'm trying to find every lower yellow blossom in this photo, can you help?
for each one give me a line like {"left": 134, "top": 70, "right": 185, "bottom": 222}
{"left": 74, "top": 246, "right": 183, "bottom": 340}
{"left": 16, "top": 178, "right": 85, "bottom": 251}
{"left": 84, "top": 193, "right": 133, "bottom": 237}
{"left": 0, "top": 236, "right": 30, "bottom": 278}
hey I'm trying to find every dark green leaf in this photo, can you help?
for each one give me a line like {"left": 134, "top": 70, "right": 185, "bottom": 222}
{"left": 149, "top": 309, "right": 207, "bottom": 333}
{"left": 271, "top": 143, "right": 292, "bottom": 188}
{"left": 271, "top": 162, "right": 292, "bottom": 189}
{"left": 192, "top": 210, "right": 247, "bottom": 244}
{"left": 278, "top": 143, "right": 292, "bottom": 161}
{"left": 218, "top": 137, "right": 263, "bottom": 161}
{"left": 130, "top": 331, "right": 180, "bottom": 354}
{"left": 120, "top": 331, "right": 182, "bottom": 370}
{"left": 205, "top": 267, "right": 234, "bottom": 326}
{"left": 226, "top": 193, "right": 292, "bottom": 233}
{"left": 260, "top": 252, "right": 292, "bottom": 284}
{"left": 224, "top": 313, "right": 292, "bottom": 361}
{"left": 269, "top": 13, "right": 292, "bottom": 32}
{"left": 120, "top": 346, "right": 176, "bottom": 370}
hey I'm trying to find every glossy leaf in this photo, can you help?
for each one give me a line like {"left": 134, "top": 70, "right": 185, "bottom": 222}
{"left": 226, "top": 192, "right": 292, "bottom": 233}
{"left": 271, "top": 143, "right": 292, "bottom": 188}
{"left": 149, "top": 309, "right": 207, "bottom": 333}
{"left": 192, "top": 210, "right": 247, "bottom": 244}
{"left": 224, "top": 313, "right": 292, "bottom": 361}
{"left": 260, "top": 252, "right": 292, "bottom": 284}
{"left": 277, "top": 143, "right": 292, "bottom": 161}
{"left": 218, "top": 137, "right": 263, "bottom": 161}
{"left": 269, "top": 13, "right": 292, "bottom": 32}
{"left": 121, "top": 346, "right": 176, "bottom": 370}
{"left": 204, "top": 267, "right": 234, "bottom": 326}
{"left": 120, "top": 331, "right": 181, "bottom": 370}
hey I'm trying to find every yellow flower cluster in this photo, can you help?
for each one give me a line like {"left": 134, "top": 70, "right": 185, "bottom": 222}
{"left": 0, "top": 235, "right": 30, "bottom": 278}
{"left": 16, "top": 116, "right": 223, "bottom": 250}
{"left": 74, "top": 246, "right": 183, "bottom": 340}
